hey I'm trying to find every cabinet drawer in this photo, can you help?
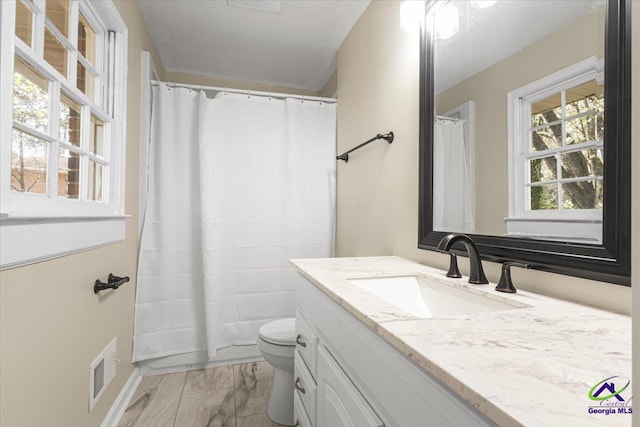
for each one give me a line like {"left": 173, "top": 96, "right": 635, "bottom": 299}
{"left": 294, "top": 391, "right": 313, "bottom": 427}
{"left": 296, "top": 310, "right": 318, "bottom": 378}
{"left": 294, "top": 350, "right": 317, "bottom": 425}
{"left": 317, "top": 345, "right": 384, "bottom": 427}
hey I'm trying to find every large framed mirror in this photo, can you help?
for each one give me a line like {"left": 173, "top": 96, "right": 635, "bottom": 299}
{"left": 419, "top": 0, "right": 631, "bottom": 285}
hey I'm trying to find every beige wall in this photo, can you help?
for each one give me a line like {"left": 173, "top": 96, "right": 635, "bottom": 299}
{"left": 632, "top": 2, "right": 639, "bottom": 426}
{"left": 320, "top": 70, "right": 338, "bottom": 98}
{"left": 436, "top": 10, "right": 604, "bottom": 235}
{"left": 0, "top": 2, "right": 165, "bottom": 426}
{"left": 335, "top": 0, "right": 632, "bottom": 315}
{"left": 166, "top": 70, "right": 320, "bottom": 97}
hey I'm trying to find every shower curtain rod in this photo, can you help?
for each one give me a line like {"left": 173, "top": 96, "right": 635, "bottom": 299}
{"left": 435, "top": 115, "right": 465, "bottom": 122}
{"left": 151, "top": 80, "right": 337, "bottom": 103}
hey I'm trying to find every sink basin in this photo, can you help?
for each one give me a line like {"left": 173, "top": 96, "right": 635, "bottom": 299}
{"left": 348, "top": 275, "right": 524, "bottom": 319}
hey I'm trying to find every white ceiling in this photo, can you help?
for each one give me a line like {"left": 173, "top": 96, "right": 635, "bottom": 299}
{"left": 138, "top": 0, "right": 370, "bottom": 92}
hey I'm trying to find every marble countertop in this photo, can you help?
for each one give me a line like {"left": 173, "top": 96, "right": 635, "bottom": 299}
{"left": 290, "top": 256, "right": 632, "bottom": 427}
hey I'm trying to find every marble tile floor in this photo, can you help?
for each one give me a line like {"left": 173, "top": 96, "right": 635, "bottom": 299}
{"left": 119, "top": 361, "right": 290, "bottom": 427}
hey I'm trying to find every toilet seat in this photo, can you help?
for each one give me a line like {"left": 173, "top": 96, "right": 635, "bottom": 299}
{"left": 259, "top": 317, "right": 296, "bottom": 346}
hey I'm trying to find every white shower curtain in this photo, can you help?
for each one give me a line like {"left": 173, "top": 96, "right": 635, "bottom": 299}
{"left": 133, "top": 85, "right": 336, "bottom": 362}
{"left": 433, "top": 119, "right": 474, "bottom": 233}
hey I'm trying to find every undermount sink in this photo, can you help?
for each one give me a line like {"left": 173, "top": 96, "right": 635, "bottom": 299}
{"left": 348, "top": 275, "right": 525, "bottom": 319}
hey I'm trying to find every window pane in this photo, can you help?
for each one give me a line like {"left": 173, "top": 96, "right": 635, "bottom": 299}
{"left": 562, "top": 180, "right": 603, "bottom": 210}
{"left": 60, "top": 93, "right": 81, "bottom": 146}
{"left": 566, "top": 114, "right": 598, "bottom": 145}
{"left": 58, "top": 148, "right": 80, "bottom": 199}
{"left": 597, "top": 112, "right": 604, "bottom": 140}
{"left": 44, "top": 26, "right": 68, "bottom": 77}
{"left": 90, "top": 116, "right": 104, "bottom": 156}
{"left": 13, "top": 57, "right": 49, "bottom": 132}
{"left": 45, "top": 0, "right": 69, "bottom": 38}
{"left": 530, "top": 184, "right": 558, "bottom": 210}
{"left": 88, "top": 161, "right": 103, "bottom": 201}
{"left": 531, "top": 123, "right": 561, "bottom": 151}
{"left": 561, "top": 148, "right": 603, "bottom": 179}
{"left": 530, "top": 156, "right": 557, "bottom": 183}
{"left": 78, "top": 13, "right": 96, "bottom": 65}
{"left": 15, "top": 0, "right": 33, "bottom": 47}
{"left": 11, "top": 129, "right": 48, "bottom": 194}
{"left": 531, "top": 93, "right": 561, "bottom": 127}
{"left": 565, "top": 80, "right": 604, "bottom": 118}
{"left": 77, "top": 61, "right": 95, "bottom": 100}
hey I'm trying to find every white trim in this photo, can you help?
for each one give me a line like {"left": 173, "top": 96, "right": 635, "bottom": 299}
{"left": 139, "top": 51, "right": 157, "bottom": 238}
{"left": 14, "top": 40, "right": 106, "bottom": 113}
{"left": 510, "top": 57, "right": 602, "bottom": 107}
{"left": 507, "top": 56, "right": 604, "bottom": 223}
{"left": 109, "top": 28, "right": 127, "bottom": 214}
{"left": 87, "top": 0, "right": 126, "bottom": 32}
{"left": 99, "top": 368, "right": 142, "bottom": 427}
{"left": 0, "top": 0, "right": 16, "bottom": 215}
{"left": 5, "top": 0, "right": 126, "bottom": 216}
{"left": 522, "top": 139, "right": 603, "bottom": 159}
{"left": 1, "top": 0, "right": 128, "bottom": 268}
{"left": 0, "top": 217, "right": 125, "bottom": 270}
{"left": 505, "top": 218, "right": 602, "bottom": 243}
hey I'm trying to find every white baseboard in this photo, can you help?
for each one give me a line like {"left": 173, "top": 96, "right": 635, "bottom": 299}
{"left": 100, "top": 367, "right": 142, "bottom": 427}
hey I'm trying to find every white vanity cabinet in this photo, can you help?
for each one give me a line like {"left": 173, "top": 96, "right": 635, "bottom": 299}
{"left": 294, "top": 311, "right": 318, "bottom": 426}
{"left": 316, "top": 345, "right": 384, "bottom": 427}
{"left": 294, "top": 310, "right": 383, "bottom": 427}
{"left": 295, "top": 276, "right": 497, "bottom": 427}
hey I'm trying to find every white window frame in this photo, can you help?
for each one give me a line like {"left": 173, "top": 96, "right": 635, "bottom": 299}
{"left": 0, "top": 0, "right": 128, "bottom": 269}
{"left": 506, "top": 56, "right": 604, "bottom": 243}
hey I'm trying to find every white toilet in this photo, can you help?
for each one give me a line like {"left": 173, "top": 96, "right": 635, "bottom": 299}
{"left": 258, "top": 317, "right": 296, "bottom": 426}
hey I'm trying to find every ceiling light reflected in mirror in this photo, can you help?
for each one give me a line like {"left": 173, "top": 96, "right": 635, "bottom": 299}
{"left": 435, "top": 4, "right": 459, "bottom": 39}
{"left": 470, "top": 0, "right": 497, "bottom": 9}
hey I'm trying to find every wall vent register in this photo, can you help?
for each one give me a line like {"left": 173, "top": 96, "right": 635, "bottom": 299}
{"left": 89, "top": 337, "right": 116, "bottom": 411}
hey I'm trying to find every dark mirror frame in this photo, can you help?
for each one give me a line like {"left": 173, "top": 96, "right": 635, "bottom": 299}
{"left": 419, "top": 0, "right": 631, "bottom": 285}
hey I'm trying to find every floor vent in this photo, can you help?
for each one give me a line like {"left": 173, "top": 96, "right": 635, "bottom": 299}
{"left": 89, "top": 338, "right": 117, "bottom": 411}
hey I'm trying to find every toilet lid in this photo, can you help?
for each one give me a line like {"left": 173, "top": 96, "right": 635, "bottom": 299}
{"left": 259, "top": 318, "right": 296, "bottom": 346}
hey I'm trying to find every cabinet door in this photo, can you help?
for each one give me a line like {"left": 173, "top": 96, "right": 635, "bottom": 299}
{"left": 316, "top": 346, "right": 384, "bottom": 427}
{"left": 294, "top": 350, "right": 317, "bottom": 424}
{"left": 294, "top": 392, "right": 313, "bottom": 427}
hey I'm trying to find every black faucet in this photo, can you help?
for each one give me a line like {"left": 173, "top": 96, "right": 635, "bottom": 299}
{"left": 495, "top": 262, "right": 530, "bottom": 293}
{"left": 437, "top": 233, "right": 489, "bottom": 284}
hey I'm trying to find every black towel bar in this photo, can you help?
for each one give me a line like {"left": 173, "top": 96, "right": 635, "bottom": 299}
{"left": 336, "top": 131, "right": 394, "bottom": 162}
{"left": 94, "top": 273, "right": 130, "bottom": 294}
